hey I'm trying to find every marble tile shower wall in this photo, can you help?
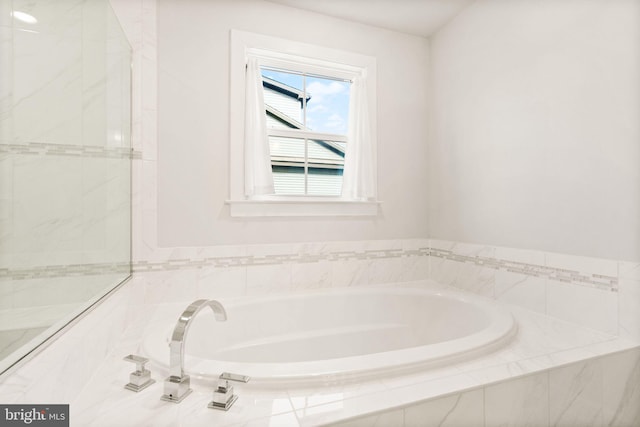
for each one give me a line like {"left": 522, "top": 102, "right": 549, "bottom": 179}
{"left": 0, "top": 0, "right": 133, "bottom": 251}
{"left": 429, "top": 239, "right": 640, "bottom": 341}
{"left": 0, "top": 0, "right": 133, "bottom": 322}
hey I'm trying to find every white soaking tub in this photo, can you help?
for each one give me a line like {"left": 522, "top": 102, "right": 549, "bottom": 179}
{"left": 143, "top": 286, "right": 517, "bottom": 386}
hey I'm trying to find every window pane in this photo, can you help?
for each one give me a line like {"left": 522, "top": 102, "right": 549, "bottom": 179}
{"left": 261, "top": 67, "right": 350, "bottom": 196}
{"left": 261, "top": 68, "right": 304, "bottom": 128}
{"left": 305, "top": 76, "right": 350, "bottom": 135}
{"left": 269, "top": 136, "right": 344, "bottom": 196}
{"left": 272, "top": 166, "right": 305, "bottom": 195}
{"left": 307, "top": 167, "right": 343, "bottom": 196}
{"left": 307, "top": 139, "right": 344, "bottom": 197}
{"left": 262, "top": 69, "right": 303, "bottom": 91}
{"left": 265, "top": 113, "right": 294, "bottom": 129}
{"left": 261, "top": 68, "right": 351, "bottom": 136}
{"left": 307, "top": 139, "right": 345, "bottom": 163}
{"left": 269, "top": 135, "right": 305, "bottom": 161}
{"left": 269, "top": 136, "right": 305, "bottom": 195}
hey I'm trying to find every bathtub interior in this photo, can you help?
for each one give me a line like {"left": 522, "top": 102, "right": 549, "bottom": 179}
{"left": 186, "top": 291, "right": 493, "bottom": 362}
{"left": 143, "top": 287, "right": 516, "bottom": 385}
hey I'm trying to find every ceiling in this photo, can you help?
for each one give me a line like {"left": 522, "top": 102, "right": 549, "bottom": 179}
{"left": 264, "top": 0, "right": 474, "bottom": 38}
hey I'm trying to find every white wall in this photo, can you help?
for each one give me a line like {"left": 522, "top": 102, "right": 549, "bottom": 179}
{"left": 156, "top": 0, "right": 429, "bottom": 247}
{"left": 428, "top": 0, "right": 640, "bottom": 261}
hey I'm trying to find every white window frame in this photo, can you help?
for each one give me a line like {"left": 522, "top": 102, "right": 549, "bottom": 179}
{"left": 227, "top": 30, "right": 379, "bottom": 217}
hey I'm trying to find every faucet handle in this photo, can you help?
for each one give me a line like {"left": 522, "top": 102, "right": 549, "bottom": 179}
{"left": 217, "top": 378, "right": 230, "bottom": 392}
{"left": 208, "top": 373, "right": 250, "bottom": 411}
{"left": 208, "top": 379, "right": 237, "bottom": 411}
{"left": 123, "top": 354, "right": 155, "bottom": 392}
{"left": 219, "top": 372, "right": 251, "bottom": 383}
{"left": 124, "top": 354, "right": 149, "bottom": 372}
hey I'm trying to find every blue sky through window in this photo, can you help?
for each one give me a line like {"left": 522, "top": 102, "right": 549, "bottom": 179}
{"left": 261, "top": 69, "right": 350, "bottom": 135}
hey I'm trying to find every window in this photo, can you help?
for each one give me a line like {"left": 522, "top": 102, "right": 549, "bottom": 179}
{"left": 262, "top": 67, "right": 350, "bottom": 196}
{"left": 228, "top": 30, "right": 378, "bottom": 217}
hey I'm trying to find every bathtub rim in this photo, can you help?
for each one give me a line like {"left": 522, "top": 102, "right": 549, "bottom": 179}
{"left": 143, "top": 284, "right": 517, "bottom": 387}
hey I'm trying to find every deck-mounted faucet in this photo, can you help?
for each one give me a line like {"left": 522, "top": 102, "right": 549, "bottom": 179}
{"left": 161, "top": 299, "right": 227, "bottom": 403}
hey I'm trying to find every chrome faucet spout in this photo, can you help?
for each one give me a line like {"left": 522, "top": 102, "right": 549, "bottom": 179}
{"left": 169, "top": 299, "right": 227, "bottom": 379}
{"left": 162, "top": 299, "right": 227, "bottom": 403}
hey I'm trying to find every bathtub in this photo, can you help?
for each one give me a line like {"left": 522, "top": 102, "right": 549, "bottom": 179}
{"left": 143, "top": 286, "right": 516, "bottom": 386}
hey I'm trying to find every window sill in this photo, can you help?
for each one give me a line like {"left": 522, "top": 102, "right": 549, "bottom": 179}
{"left": 226, "top": 199, "right": 380, "bottom": 217}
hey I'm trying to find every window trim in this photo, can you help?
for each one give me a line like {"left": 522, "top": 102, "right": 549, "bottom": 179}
{"left": 227, "top": 30, "right": 379, "bottom": 217}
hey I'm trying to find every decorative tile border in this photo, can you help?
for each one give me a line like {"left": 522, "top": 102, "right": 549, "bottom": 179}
{"left": 0, "top": 142, "right": 141, "bottom": 159}
{"left": 132, "top": 247, "right": 429, "bottom": 272}
{"left": 430, "top": 248, "right": 618, "bottom": 291}
{"left": 0, "top": 263, "right": 130, "bottom": 280}
{"left": 0, "top": 245, "right": 429, "bottom": 280}
{"left": 0, "top": 243, "right": 620, "bottom": 293}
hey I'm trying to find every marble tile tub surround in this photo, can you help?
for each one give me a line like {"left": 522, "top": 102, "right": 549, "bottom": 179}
{"left": 125, "top": 237, "right": 637, "bottom": 340}
{"left": 328, "top": 347, "right": 640, "bottom": 427}
{"left": 130, "top": 238, "right": 622, "bottom": 293}
{"left": 3, "top": 236, "right": 632, "bottom": 323}
{"left": 0, "top": 276, "right": 137, "bottom": 404}
{"left": 4, "top": 277, "right": 637, "bottom": 426}
{"left": 429, "top": 239, "right": 639, "bottom": 340}
{"left": 131, "top": 239, "right": 430, "bottom": 298}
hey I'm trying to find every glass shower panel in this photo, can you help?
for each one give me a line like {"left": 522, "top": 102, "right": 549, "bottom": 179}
{"left": 0, "top": 0, "right": 131, "bottom": 373}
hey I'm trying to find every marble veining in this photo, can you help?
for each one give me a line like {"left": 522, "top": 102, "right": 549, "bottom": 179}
{"left": 603, "top": 348, "right": 640, "bottom": 426}
{"left": 549, "top": 359, "right": 604, "bottom": 426}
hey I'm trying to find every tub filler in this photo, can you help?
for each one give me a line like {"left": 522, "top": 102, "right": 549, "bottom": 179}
{"left": 143, "top": 287, "right": 517, "bottom": 386}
